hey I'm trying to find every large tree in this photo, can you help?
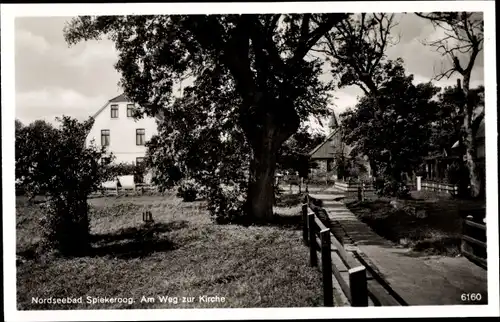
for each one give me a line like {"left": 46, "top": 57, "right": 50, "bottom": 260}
{"left": 320, "top": 13, "right": 400, "bottom": 96}
{"left": 64, "top": 14, "right": 349, "bottom": 221}
{"left": 340, "top": 59, "right": 441, "bottom": 196}
{"left": 316, "top": 13, "right": 400, "bottom": 176}
{"left": 416, "top": 12, "right": 484, "bottom": 197}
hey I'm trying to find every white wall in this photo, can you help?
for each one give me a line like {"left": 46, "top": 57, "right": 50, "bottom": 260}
{"left": 85, "top": 100, "right": 158, "bottom": 164}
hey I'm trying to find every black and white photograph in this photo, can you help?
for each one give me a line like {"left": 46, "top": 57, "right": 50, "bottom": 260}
{"left": 1, "top": 1, "right": 498, "bottom": 321}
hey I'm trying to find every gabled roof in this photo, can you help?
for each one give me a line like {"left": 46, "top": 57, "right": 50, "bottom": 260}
{"left": 109, "top": 93, "right": 129, "bottom": 103}
{"left": 91, "top": 93, "right": 130, "bottom": 119}
{"left": 91, "top": 93, "right": 165, "bottom": 122}
{"left": 309, "top": 128, "right": 338, "bottom": 159}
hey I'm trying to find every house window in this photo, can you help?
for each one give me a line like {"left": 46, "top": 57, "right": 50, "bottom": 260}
{"left": 136, "top": 129, "right": 146, "bottom": 145}
{"left": 127, "top": 104, "right": 135, "bottom": 117}
{"left": 110, "top": 104, "right": 119, "bottom": 118}
{"left": 101, "top": 130, "right": 110, "bottom": 146}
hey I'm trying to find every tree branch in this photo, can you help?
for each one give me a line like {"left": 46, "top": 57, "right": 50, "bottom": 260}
{"left": 290, "top": 14, "right": 346, "bottom": 65}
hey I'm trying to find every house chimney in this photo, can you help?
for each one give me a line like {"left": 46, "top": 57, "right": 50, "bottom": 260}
{"left": 457, "top": 78, "right": 462, "bottom": 89}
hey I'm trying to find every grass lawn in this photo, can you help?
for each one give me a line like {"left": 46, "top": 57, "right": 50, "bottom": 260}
{"left": 16, "top": 193, "right": 333, "bottom": 310}
{"left": 345, "top": 191, "right": 485, "bottom": 256}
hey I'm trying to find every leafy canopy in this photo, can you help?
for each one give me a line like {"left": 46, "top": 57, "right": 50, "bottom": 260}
{"left": 340, "top": 59, "right": 441, "bottom": 183}
{"left": 64, "top": 14, "right": 348, "bottom": 141}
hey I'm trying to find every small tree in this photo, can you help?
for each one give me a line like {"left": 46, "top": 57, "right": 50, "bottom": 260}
{"left": 18, "top": 116, "right": 109, "bottom": 256}
{"left": 16, "top": 119, "right": 59, "bottom": 199}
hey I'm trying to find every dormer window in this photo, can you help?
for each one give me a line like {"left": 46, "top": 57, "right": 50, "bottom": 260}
{"left": 110, "top": 104, "right": 119, "bottom": 118}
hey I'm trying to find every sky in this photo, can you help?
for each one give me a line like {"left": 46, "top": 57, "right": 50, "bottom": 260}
{"left": 14, "top": 13, "right": 484, "bottom": 132}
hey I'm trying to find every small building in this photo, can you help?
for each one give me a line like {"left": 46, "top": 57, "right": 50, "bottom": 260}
{"left": 422, "top": 148, "right": 461, "bottom": 181}
{"left": 309, "top": 112, "right": 371, "bottom": 182}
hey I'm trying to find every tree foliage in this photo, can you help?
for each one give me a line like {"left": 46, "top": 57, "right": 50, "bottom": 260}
{"left": 16, "top": 116, "right": 110, "bottom": 256}
{"left": 319, "top": 13, "right": 400, "bottom": 96}
{"left": 64, "top": 14, "right": 350, "bottom": 220}
{"left": 340, "top": 59, "right": 441, "bottom": 196}
{"left": 429, "top": 84, "right": 484, "bottom": 155}
{"left": 16, "top": 119, "right": 60, "bottom": 197}
{"left": 277, "top": 126, "right": 326, "bottom": 178}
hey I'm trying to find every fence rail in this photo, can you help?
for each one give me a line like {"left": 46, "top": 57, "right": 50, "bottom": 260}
{"left": 303, "top": 203, "right": 367, "bottom": 307}
{"left": 303, "top": 195, "right": 405, "bottom": 307}
{"left": 461, "top": 209, "right": 487, "bottom": 269}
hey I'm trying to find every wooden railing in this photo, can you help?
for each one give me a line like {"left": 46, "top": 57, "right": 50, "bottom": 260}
{"left": 461, "top": 209, "right": 487, "bottom": 269}
{"left": 303, "top": 195, "right": 406, "bottom": 307}
{"left": 302, "top": 200, "right": 368, "bottom": 307}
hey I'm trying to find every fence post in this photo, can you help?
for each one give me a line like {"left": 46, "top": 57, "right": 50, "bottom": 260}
{"left": 302, "top": 204, "right": 309, "bottom": 246}
{"left": 349, "top": 266, "right": 368, "bottom": 307}
{"left": 461, "top": 215, "right": 473, "bottom": 255}
{"left": 320, "top": 229, "right": 334, "bottom": 307}
{"left": 308, "top": 213, "right": 317, "bottom": 267}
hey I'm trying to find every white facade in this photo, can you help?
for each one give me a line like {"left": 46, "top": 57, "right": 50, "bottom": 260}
{"left": 85, "top": 94, "right": 158, "bottom": 165}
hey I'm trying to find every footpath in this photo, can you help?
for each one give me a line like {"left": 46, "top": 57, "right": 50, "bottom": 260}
{"left": 309, "top": 186, "right": 488, "bottom": 306}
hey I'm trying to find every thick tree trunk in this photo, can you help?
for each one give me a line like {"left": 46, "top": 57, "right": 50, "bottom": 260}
{"left": 247, "top": 149, "right": 277, "bottom": 222}
{"left": 463, "top": 114, "right": 482, "bottom": 198}
{"left": 242, "top": 104, "right": 298, "bottom": 222}
{"left": 462, "top": 76, "right": 483, "bottom": 198}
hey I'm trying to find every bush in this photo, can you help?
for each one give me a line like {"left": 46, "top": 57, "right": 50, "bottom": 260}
{"left": 16, "top": 116, "right": 109, "bottom": 257}
{"left": 374, "top": 176, "right": 410, "bottom": 199}
{"left": 206, "top": 184, "right": 246, "bottom": 225}
{"left": 176, "top": 179, "right": 200, "bottom": 202}
{"left": 40, "top": 195, "right": 91, "bottom": 256}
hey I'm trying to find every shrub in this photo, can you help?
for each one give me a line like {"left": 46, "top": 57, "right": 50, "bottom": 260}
{"left": 374, "top": 176, "right": 410, "bottom": 199}
{"left": 39, "top": 195, "right": 91, "bottom": 256}
{"left": 206, "top": 184, "right": 246, "bottom": 225}
{"left": 17, "top": 116, "right": 109, "bottom": 257}
{"left": 176, "top": 179, "right": 200, "bottom": 202}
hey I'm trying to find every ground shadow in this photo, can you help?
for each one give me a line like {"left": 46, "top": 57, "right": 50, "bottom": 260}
{"left": 269, "top": 213, "right": 303, "bottom": 230}
{"left": 230, "top": 213, "right": 304, "bottom": 230}
{"left": 17, "top": 243, "right": 40, "bottom": 262}
{"left": 90, "top": 221, "right": 189, "bottom": 259}
{"left": 275, "top": 193, "right": 303, "bottom": 208}
{"left": 91, "top": 221, "right": 189, "bottom": 243}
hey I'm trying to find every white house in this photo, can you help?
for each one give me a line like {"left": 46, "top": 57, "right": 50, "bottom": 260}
{"left": 86, "top": 93, "right": 159, "bottom": 186}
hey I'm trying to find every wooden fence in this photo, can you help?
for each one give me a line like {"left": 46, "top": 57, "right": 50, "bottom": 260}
{"left": 420, "top": 181, "right": 458, "bottom": 194}
{"left": 302, "top": 202, "right": 368, "bottom": 306}
{"left": 461, "top": 209, "right": 487, "bottom": 269}
{"left": 302, "top": 196, "right": 405, "bottom": 307}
